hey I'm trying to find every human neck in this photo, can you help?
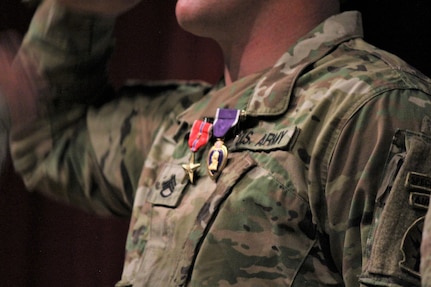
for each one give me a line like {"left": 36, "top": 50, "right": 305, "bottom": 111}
{"left": 220, "top": 2, "right": 340, "bottom": 85}
{"left": 221, "top": 28, "right": 295, "bottom": 85}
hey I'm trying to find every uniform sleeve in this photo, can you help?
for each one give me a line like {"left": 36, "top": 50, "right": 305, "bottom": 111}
{"left": 10, "top": 1, "right": 139, "bottom": 217}
{"left": 19, "top": 0, "right": 116, "bottom": 108}
{"left": 321, "top": 88, "right": 431, "bottom": 286}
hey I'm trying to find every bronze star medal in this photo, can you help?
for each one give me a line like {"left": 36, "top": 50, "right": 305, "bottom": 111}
{"left": 182, "top": 120, "right": 212, "bottom": 183}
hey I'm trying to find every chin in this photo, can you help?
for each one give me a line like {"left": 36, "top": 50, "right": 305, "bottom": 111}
{"left": 175, "top": 1, "right": 210, "bottom": 37}
{"left": 175, "top": 3, "right": 195, "bottom": 31}
{"left": 175, "top": 16, "right": 207, "bottom": 38}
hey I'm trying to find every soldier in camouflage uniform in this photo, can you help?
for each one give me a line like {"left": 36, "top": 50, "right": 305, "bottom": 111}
{"left": 2, "top": 0, "right": 431, "bottom": 286}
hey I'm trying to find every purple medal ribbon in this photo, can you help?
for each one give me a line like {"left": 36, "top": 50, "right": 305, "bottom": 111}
{"left": 213, "top": 108, "right": 240, "bottom": 138}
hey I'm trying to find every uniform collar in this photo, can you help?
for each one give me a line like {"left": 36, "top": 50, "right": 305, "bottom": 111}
{"left": 245, "top": 11, "right": 363, "bottom": 116}
{"left": 179, "top": 11, "right": 363, "bottom": 123}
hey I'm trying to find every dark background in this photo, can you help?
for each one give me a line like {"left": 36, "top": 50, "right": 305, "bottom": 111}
{"left": 1, "top": 0, "right": 430, "bottom": 286}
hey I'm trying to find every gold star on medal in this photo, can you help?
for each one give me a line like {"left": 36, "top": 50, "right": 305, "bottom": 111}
{"left": 182, "top": 153, "right": 200, "bottom": 184}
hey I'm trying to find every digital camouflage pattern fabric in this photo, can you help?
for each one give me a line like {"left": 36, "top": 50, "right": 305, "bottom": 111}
{"left": 10, "top": 2, "right": 431, "bottom": 286}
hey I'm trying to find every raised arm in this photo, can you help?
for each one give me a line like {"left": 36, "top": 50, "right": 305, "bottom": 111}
{"left": 0, "top": 0, "right": 145, "bottom": 216}
{"left": 2, "top": 0, "right": 142, "bottom": 126}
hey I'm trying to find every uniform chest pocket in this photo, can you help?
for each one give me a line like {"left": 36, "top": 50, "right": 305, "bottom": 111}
{"left": 188, "top": 151, "right": 317, "bottom": 286}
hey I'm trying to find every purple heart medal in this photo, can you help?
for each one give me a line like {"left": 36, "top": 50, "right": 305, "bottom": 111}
{"left": 207, "top": 108, "right": 240, "bottom": 180}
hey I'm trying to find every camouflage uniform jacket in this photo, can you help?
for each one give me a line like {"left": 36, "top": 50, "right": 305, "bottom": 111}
{"left": 11, "top": 3, "right": 431, "bottom": 287}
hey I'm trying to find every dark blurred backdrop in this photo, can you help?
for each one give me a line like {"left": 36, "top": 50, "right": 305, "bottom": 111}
{"left": 0, "top": 0, "right": 430, "bottom": 286}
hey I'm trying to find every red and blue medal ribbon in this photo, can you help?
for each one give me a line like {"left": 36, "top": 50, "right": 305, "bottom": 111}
{"left": 189, "top": 120, "right": 213, "bottom": 152}
{"left": 182, "top": 120, "right": 213, "bottom": 183}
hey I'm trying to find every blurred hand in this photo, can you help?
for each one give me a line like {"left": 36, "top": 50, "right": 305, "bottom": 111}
{"left": 0, "top": 31, "right": 39, "bottom": 130}
{"left": 0, "top": 31, "right": 42, "bottom": 173}
{"left": 0, "top": 35, "right": 13, "bottom": 173}
{"left": 51, "top": 0, "right": 143, "bottom": 16}
{"left": 0, "top": 92, "right": 9, "bottom": 173}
